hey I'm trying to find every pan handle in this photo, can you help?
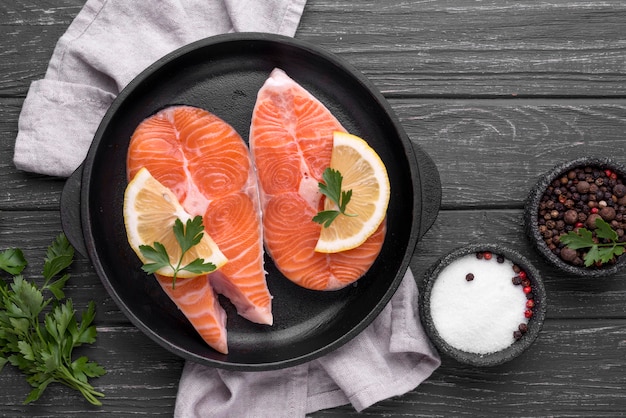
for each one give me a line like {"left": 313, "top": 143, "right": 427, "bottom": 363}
{"left": 414, "top": 146, "right": 441, "bottom": 239}
{"left": 60, "top": 165, "right": 88, "bottom": 258}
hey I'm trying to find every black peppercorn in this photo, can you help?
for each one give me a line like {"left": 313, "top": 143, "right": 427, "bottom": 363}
{"left": 560, "top": 247, "right": 578, "bottom": 263}
{"left": 564, "top": 209, "right": 578, "bottom": 225}
{"left": 576, "top": 181, "right": 590, "bottom": 194}
{"left": 614, "top": 184, "right": 626, "bottom": 198}
{"left": 600, "top": 206, "right": 616, "bottom": 222}
{"left": 586, "top": 213, "right": 601, "bottom": 229}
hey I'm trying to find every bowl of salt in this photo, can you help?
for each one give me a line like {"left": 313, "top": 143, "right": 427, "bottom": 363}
{"left": 419, "top": 244, "right": 546, "bottom": 367}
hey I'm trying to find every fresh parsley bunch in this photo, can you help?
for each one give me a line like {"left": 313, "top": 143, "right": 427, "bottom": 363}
{"left": 0, "top": 234, "right": 105, "bottom": 406}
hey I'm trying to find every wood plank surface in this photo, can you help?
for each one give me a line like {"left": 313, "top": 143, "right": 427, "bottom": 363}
{"left": 1, "top": 319, "right": 625, "bottom": 416}
{"left": 2, "top": 209, "right": 626, "bottom": 322}
{"left": 4, "top": 101, "right": 626, "bottom": 210}
{"left": 1, "top": 0, "right": 626, "bottom": 416}
{"left": 1, "top": 1, "right": 625, "bottom": 97}
{"left": 402, "top": 101, "right": 626, "bottom": 209}
{"left": 298, "top": 1, "right": 626, "bottom": 97}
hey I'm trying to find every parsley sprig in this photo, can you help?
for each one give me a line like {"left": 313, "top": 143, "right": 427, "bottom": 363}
{"left": 0, "top": 234, "right": 106, "bottom": 406}
{"left": 313, "top": 168, "right": 357, "bottom": 228}
{"left": 560, "top": 217, "right": 626, "bottom": 266}
{"left": 139, "top": 216, "right": 217, "bottom": 288}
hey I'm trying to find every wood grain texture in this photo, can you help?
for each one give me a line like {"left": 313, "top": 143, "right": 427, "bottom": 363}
{"left": 1, "top": 1, "right": 625, "bottom": 96}
{"left": 1, "top": 209, "right": 625, "bottom": 324}
{"left": 399, "top": 101, "right": 626, "bottom": 209}
{"left": 1, "top": 320, "right": 625, "bottom": 416}
{"left": 0, "top": 326, "right": 183, "bottom": 417}
{"left": 315, "top": 320, "right": 626, "bottom": 417}
{"left": 297, "top": 0, "right": 626, "bottom": 97}
{"left": 3, "top": 101, "right": 626, "bottom": 210}
{"left": 0, "top": 1, "right": 84, "bottom": 95}
{"left": 0, "top": 99, "right": 66, "bottom": 211}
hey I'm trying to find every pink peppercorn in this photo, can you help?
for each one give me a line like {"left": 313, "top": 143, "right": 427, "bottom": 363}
{"left": 526, "top": 299, "right": 535, "bottom": 308}
{"left": 523, "top": 286, "right": 532, "bottom": 294}
{"left": 524, "top": 309, "right": 533, "bottom": 318}
{"left": 518, "top": 270, "right": 527, "bottom": 280}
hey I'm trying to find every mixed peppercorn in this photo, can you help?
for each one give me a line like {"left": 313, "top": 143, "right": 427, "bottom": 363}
{"left": 469, "top": 251, "right": 535, "bottom": 341}
{"left": 537, "top": 166, "right": 626, "bottom": 267}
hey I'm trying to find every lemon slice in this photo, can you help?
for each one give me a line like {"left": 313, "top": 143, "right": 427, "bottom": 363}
{"left": 123, "top": 167, "right": 228, "bottom": 277}
{"left": 315, "top": 131, "right": 390, "bottom": 253}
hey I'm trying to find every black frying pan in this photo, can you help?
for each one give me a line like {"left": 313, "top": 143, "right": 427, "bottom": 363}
{"left": 61, "top": 33, "right": 440, "bottom": 371}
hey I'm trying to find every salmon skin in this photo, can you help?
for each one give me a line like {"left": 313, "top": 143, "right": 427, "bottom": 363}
{"left": 250, "top": 68, "right": 386, "bottom": 291}
{"left": 127, "top": 105, "right": 272, "bottom": 354}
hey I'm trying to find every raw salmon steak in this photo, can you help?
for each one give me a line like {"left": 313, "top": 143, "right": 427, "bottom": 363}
{"left": 250, "top": 68, "right": 386, "bottom": 291}
{"left": 127, "top": 105, "right": 272, "bottom": 354}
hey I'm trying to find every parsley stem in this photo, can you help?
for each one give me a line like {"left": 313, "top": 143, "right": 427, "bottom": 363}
{"left": 170, "top": 247, "right": 190, "bottom": 289}
{"left": 592, "top": 242, "right": 626, "bottom": 247}
{"left": 59, "top": 366, "right": 104, "bottom": 406}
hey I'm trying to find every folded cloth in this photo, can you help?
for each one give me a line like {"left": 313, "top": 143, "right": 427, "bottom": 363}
{"left": 175, "top": 269, "right": 440, "bottom": 417}
{"left": 13, "top": 0, "right": 308, "bottom": 177}
{"left": 14, "top": 1, "right": 440, "bottom": 415}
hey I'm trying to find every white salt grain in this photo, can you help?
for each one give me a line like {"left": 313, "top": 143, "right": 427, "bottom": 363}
{"left": 430, "top": 254, "right": 528, "bottom": 354}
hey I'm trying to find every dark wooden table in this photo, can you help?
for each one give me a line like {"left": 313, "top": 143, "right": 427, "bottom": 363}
{"left": 2, "top": 1, "right": 626, "bottom": 416}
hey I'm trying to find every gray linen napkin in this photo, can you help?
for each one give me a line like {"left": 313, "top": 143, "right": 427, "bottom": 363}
{"left": 14, "top": 0, "right": 308, "bottom": 177}
{"left": 13, "top": 0, "right": 440, "bottom": 415}
{"left": 176, "top": 269, "right": 441, "bottom": 417}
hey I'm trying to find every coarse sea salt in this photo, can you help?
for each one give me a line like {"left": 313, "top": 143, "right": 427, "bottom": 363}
{"left": 429, "top": 254, "right": 529, "bottom": 354}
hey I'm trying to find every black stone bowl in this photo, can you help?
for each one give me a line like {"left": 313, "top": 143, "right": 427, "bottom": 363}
{"left": 524, "top": 157, "right": 626, "bottom": 277}
{"left": 419, "top": 244, "right": 546, "bottom": 367}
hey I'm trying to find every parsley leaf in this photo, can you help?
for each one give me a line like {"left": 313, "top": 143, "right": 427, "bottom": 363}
{"left": 559, "top": 227, "right": 594, "bottom": 250}
{"left": 174, "top": 216, "right": 205, "bottom": 254}
{"left": 313, "top": 210, "right": 341, "bottom": 228}
{"left": 560, "top": 217, "right": 626, "bottom": 267}
{"left": 0, "top": 235, "right": 105, "bottom": 406}
{"left": 139, "top": 242, "right": 171, "bottom": 274}
{"left": 595, "top": 218, "right": 619, "bottom": 241}
{"left": 43, "top": 234, "right": 74, "bottom": 280}
{"left": 139, "top": 216, "right": 217, "bottom": 288}
{"left": 0, "top": 248, "right": 28, "bottom": 275}
{"left": 313, "top": 168, "right": 356, "bottom": 228}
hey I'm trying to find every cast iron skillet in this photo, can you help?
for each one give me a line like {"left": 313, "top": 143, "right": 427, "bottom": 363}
{"left": 61, "top": 33, "right": 441, "bottom": 371}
